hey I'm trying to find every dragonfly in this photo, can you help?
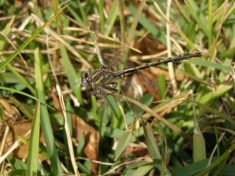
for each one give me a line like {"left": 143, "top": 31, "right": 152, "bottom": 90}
{"left": 82, "top": 52, "right": 202, "bottom": 97}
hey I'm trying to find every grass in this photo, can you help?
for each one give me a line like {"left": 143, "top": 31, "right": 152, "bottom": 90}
{"left": 0, "top": 0, "right": 235, "bottom": 175}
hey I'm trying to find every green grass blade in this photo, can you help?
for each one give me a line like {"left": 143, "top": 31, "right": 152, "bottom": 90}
{"left": 9, "top": 96, "right": 34, "bottom": 120}
{"left": 7, "top": 64, "right": 36, "bottom": 95}
{"left": 197, "top": 143, "right": 235, "bottom": 176}
{"left": 129, "top": 164, "right": 154, "bottom": 176}
{"left": 127, "top": 0, "right": 147, "bottom": 43}
{"left": 34, "top": 48, "right": 62, "bottom": 175}
{"left": 173, "top": 159, "right": 208, "bottom": 176}
{"left": 189, "top": 59, "right": 232, "bottom": 73}
{"left": 208, "top": 0, "right": 213, "bottom": 47}
{"left": 128, "top": 3, "right": 158, "bottom": 36}
{"left": 143, "top": 122, "right": 162, "bottom": 160}
{"left": 0, "top": 16, "right": 14, "bottom": 49}
{"left": 198, "top": 85, "right": 233, "bottom": 105}
{"left": 104, "top": 0, "right": 119, "bottom": 36}
{"left": 0, "top": 86, "right": 38, "bottom": 102}
{"left": 59, "top": 44, "right": 83, "bottom": 104}
{"left": 26, "top": 103, "right": 40, "bottom": 176}
{"left": 77, "top": 0, "right": 88, "bottom": 25}
{"left": 157, "top": 74, "right": 166, "bottom": 99}
{"left": 186, "top": 0, "right": 209, "bottom": 37}
{"left": 97, "top": 0, "right": 105, "bottom": 32}
{"left": 193, "top": 95, "right": 206, "bottom": 163}
{"left": 193, "top": 130, "right": 206, "bottom": 162}
{"left": 114, "top": 130, "right": 132, "bottom": 161}
{"left": 0, "top": 86, "right": 56, "bottom": 112}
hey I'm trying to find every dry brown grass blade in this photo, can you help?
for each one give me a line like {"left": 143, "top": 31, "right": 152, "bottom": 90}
{"left": 56, "top": 85, "right": 79, "bottom": 176}
{"left": 113, "top": 93, "right": 191, "bottom": 140}
{"left": 143, "top": 92, "right": 191, "bottom": 121}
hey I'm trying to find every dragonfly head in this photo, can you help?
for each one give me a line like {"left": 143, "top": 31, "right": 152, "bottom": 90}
{"left": 81, "top": 72, "right": 90, "bottom": 87}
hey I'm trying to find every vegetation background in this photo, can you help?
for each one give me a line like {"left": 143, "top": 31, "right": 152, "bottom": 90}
{"left": 0, "top": 0, "right": 234, "bottom": 175}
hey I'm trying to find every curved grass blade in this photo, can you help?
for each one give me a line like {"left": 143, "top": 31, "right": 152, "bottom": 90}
{"left": 0, "top": 86, "right": 55, "bottom": 112}
{"left": 129, "top": 164, "right": 154, "bottom": 176}
{"left": 198, "top": 85, "right": 233, "bottom": 105}
{"left": 189, "top": 59, "right": 233, "bottom": 73}
{"left": 113, "top": 93, "right": 191, "bottom": 139}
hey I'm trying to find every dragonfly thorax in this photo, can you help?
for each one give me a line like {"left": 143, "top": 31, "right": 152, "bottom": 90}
{"left": 81, "top": 66, "right": 119, "bottom": 96}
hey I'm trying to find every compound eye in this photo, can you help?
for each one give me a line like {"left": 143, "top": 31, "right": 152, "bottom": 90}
{"left": 83, "top": 72, "right": 89, "bottom": 79}
{"left": 82, "top": 72, "right": 90, "bottom": 86}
